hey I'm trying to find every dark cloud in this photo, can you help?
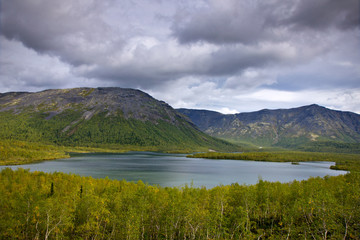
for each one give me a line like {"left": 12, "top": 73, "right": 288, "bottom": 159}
{"left": 82, "top": 42, "right": 300, "bottom": 88}
{"left": 2, "top": 0, "right": 356, "bottom": 88}
{"left": 171, "top": 0, "right": 269, "bottom": 45}
{"left": 206, "top": 46, "right": 286, "bottom": 76}
{"left": 0, "top": 0, "right": 359, "bottom": 113}
{"left": 171, "top": 0, "right": 359, "bottom": 45}
{"left": 1, "top": 0, "right": 123, "bottom": 66}
{"left": 285, "top": 0, "right": 360, "bottom": 30}
{"left": 82, "top": 65, "right": 177, "bottom": 89}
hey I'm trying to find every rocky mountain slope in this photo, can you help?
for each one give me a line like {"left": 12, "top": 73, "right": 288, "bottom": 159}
{"left": 0, "top": 87, "right": 235, "bottom": 151}
{"left": 178, "top": 105, "right": 360, "bottom": 149}
{"left": 0, "top": 88, "right": 178, "bottom": 123}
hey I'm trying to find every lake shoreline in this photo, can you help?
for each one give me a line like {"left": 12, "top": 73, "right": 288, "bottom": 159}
{"left": 0, "top": 152, "right": 347, "bottom": 188}
{"left": 187, "top": 151, "right": 360, "bottom": 172}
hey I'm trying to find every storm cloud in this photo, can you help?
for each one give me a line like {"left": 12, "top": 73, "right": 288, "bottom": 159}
{"left": 1, "top": 0, "right": 359, "bottom": 113}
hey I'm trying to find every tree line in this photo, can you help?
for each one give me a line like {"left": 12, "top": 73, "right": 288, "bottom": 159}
{"left": 188, "top": 152, "right": 360, "bottom": 172}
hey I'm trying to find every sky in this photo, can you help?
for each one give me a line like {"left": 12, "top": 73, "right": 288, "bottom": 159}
{"left": 0, "top": 0, "right": 359, "bottom": 114}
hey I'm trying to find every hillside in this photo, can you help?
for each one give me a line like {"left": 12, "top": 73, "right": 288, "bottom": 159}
{"left": 0, "top": 87, "right": 235, "bottom": 152}
{"left": 178, "top": 105, "right": 360, "bottom": 151}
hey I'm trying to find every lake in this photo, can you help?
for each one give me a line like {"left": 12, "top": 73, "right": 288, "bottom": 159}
{"left": 0, "top": 152, "right": 347, "bottom": 188}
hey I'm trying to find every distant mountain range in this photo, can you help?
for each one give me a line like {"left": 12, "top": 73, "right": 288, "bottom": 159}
{"left": 1, "top": 87, "right": 359, "bottom": 153}
{"left": 0, "top": 87, "right": 234, "bottom": 152}
{"left": 178, "top": 105, "right": 360, "bottom": 151}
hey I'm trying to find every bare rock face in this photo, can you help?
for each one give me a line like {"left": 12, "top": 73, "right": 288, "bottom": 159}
{"left": 0, "top": 87, "right": 183, "bottom": 124}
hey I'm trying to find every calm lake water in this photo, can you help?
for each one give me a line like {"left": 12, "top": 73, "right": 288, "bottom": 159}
{"left": 0, "top": 152, "right": 347, "bottom": 188}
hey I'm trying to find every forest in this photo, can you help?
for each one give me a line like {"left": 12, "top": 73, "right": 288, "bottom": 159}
{"left": 0, "top": 109, "right": 235, "bottom": 153}
{"left": 1, "top": 168, "right": 359, "bottom": 239}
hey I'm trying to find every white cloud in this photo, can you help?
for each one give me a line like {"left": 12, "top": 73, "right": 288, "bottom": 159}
{"left": 0, "top": 37, "right": 76, "bottom": 92}
{"left": 219, "top": 107, "right": 239, "bottom": 114}
{"left": 149, "top": 76, "right": 360, "bottom": 114}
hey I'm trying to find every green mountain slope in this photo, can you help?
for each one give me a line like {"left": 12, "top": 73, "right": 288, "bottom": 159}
{"left": 0, "top": 88, "right": 235, "bottom": 152}
{"left": 178, "top": 105, "right": 360, "bottom": 151}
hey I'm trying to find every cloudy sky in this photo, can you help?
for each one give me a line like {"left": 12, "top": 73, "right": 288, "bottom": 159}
{"left": 1, "top": 0, "right": 359, "bottom": 113}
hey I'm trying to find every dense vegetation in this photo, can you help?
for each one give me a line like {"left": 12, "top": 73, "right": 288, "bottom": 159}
{"left": 0, "top": 110, "right": 236, "bottom": 154}
{"left": 0, "top": 140, "right": 70, "bottom": 165}
{"left": 1, "top": 168, "right": 359, "bottom": 239}
{"left": 0, "top": 140, "right": 149, "bottom": 165}
{"left": 188, "top": 152, "right": 360, "bottom": 172}
{"left": 296, "top": 141, "right": 360, "bottom": 154}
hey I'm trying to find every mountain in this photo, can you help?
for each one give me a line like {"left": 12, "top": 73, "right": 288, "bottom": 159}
{"left": 177, "top": 105, "right": 360, "bottom": 150}
{"left": 0, "top": 87, "right": 235, "bottom": 152}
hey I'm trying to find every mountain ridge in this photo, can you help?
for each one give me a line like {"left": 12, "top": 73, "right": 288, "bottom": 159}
{"left": 177, "top": 104, "right": 360, "bottom": 149}
{"left": 0, "top": 87, "right": 182, "bottom": 124}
